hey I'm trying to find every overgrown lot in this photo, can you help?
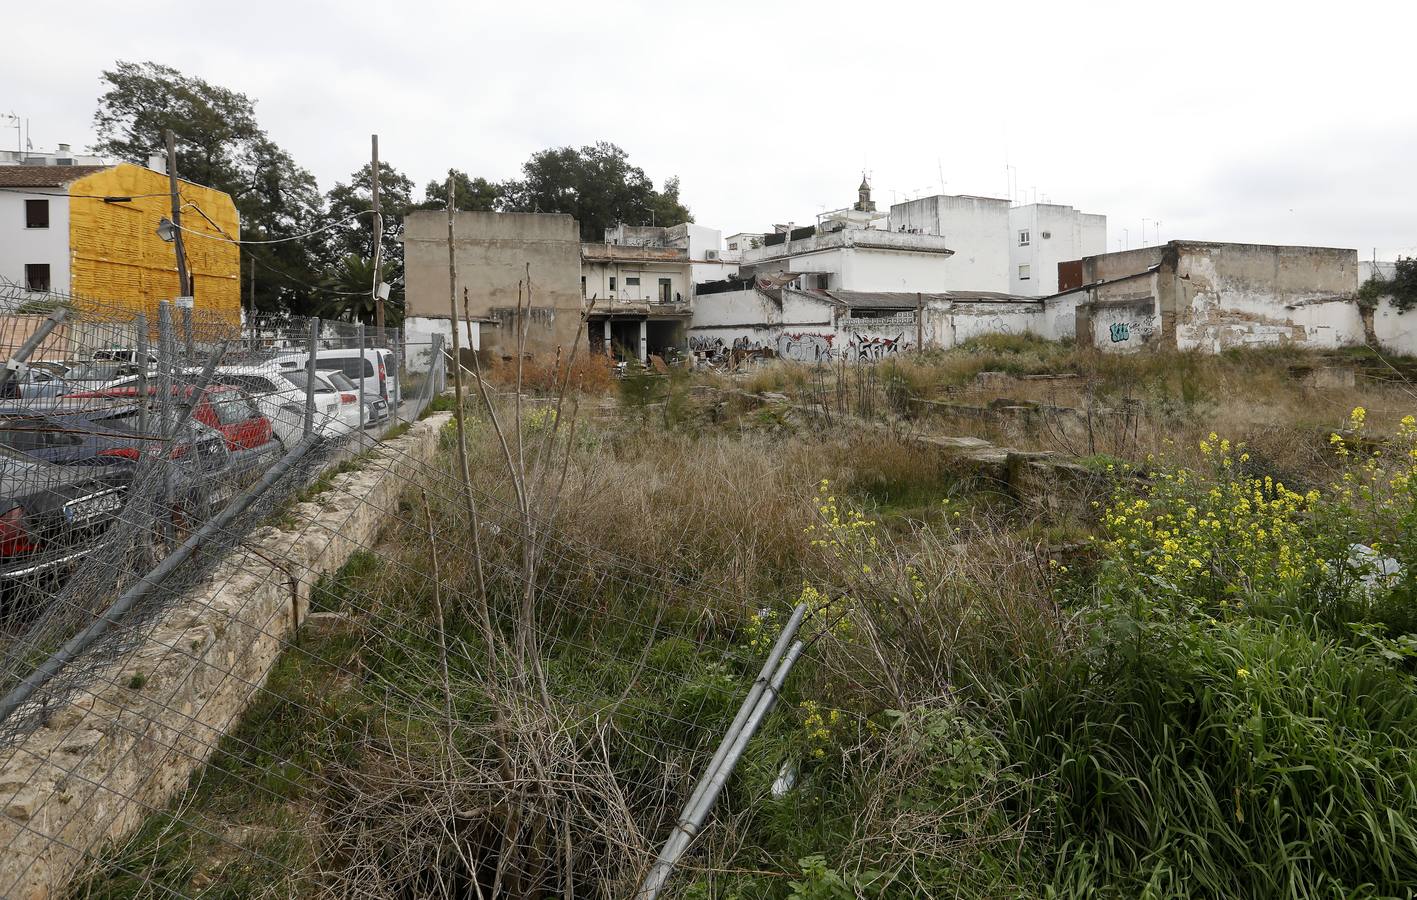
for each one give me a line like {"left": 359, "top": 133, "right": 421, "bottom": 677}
{"left": 76, "top": 341, "right": 1417, "bottom": 899}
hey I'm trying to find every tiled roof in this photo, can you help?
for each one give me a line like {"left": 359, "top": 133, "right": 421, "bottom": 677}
{"left": 0, "top": 165, "right": 112, "bottom": 188}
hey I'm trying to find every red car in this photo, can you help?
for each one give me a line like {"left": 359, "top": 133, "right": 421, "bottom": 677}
{"left": 65, "top": 384, "right": 282, "bottom": 480}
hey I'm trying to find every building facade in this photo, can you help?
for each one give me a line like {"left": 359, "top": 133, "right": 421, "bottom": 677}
{"left": 1062, "top": 241, "right": 1378, "bottom": 353}
{"left": 403, "top": 210, "right": 585, "bottom": 358}
{"left": 886, "top": 194, "right": 1106, "bottom": 296}
{"left": 0, "top": 162, "right": 241, "bottom": 323}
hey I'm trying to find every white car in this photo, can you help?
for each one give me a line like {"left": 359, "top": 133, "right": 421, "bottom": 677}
{"left": 270, "top": 348, "right": 399, "bottom": 423}
{"left": 169, "top": 364, "right": 355, "bottom": 448}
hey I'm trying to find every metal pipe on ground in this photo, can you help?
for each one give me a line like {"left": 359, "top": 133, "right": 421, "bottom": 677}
{"left": 0, "top": 434, "right": 320, "bottom": 728}
{"left": 636, "top": 603, "right": 809, "bottom": 900}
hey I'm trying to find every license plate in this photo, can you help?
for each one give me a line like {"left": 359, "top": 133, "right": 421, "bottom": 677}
{"left": 64, "top": 489, "right": 123, "bottom": 523}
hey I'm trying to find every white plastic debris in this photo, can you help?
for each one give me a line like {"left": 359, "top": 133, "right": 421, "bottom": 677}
{"left": 770, "top": 760, "right": 798, "bottom": 798}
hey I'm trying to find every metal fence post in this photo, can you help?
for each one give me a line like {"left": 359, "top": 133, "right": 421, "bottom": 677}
{"left": 357, "top": 322, "right": 366, "bottom": 443}
{"left": 181, "top": 304, "right": 194, "bottom": 364}
{"left": 391, "top": 330, "right": 402, "bottom": 424}
{"left": 135, "top": 312, "right": 149, "bottom": 436}
{"left": 304, "top": 317, "right": 319, "bottom": 437}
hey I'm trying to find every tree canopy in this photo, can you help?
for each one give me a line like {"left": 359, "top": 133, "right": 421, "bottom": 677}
{"left": 94, "top": 61, "right": 326, "bottom": 315}
{"left": 501, "top": 142, "right": 691, "bottom": 240}
{"left": 91, "top": 62, "right": 693, "bottom": 320}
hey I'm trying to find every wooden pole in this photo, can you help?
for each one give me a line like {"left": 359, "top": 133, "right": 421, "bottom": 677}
{"left": 916, "top": 291, "right": 923, "bottom": 355}
{"left": 371, "top": 134, "right": 384, "bottom": 335}
{"left": 164, "top": 130, "right": 190, "bottom": 299}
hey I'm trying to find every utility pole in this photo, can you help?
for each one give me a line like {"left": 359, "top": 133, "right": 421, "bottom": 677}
{"left": 371, "top": 134, "right": 384, "bottom": 336}
{"left": 916, "top": 291, "right": 924, "bottom": 355}
{"left": 164, "top": 130, "right": 190, "bottom": 300}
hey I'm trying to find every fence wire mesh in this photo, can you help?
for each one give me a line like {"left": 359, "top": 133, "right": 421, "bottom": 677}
{"left": 0, "top": 279, "right": 795, "bottom": 900}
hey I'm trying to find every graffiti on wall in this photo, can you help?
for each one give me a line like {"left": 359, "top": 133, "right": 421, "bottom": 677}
{"left": 848, "top": 332, "right": 907, "bottom": 362}
{"left": 776, "top": 332, "right": 834, "bottom": 362}
{"left": 1109, "top": 322, "right": 1130, "bottom": 343}
{"left": 689, "top": 336, "right": 726, "bottom": 355}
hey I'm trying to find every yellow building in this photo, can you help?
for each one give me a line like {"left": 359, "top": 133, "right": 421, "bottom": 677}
{"left": 0, "top": 162, "right": 241, "bottom": 325}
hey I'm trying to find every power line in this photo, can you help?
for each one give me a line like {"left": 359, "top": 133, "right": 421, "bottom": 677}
{"left": 174, "top": 211, "right": 372, "bottom": 246}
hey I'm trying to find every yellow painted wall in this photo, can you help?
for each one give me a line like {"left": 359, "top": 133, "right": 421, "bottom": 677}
{"left": 67, "top": 164, "right": 241, "bottom": 325}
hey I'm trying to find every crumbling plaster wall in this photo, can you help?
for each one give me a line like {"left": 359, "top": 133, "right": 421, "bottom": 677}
{"left": 0, "top": 413, "right": 453, "bottom": 900}
{"left": 1172, "top": 243, "right": 1363, "bottom": 352}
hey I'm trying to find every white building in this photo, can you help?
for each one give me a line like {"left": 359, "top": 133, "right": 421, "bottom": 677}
{"left": 1008, "top": 204, "right": 1107, "bottom": 296}
{"left": 886, "top": 194, "right": 1106, "bottom": 296}
{"left": 0, "top": 143, "right": 107, "bottom": 167}
{"left": 723, "top": 232, "right": 763, "bottom": 263}
{"left": 733, "top": 178, "right": 954, "bottom": 294}
{"left": 0, "top": 167, "right": 88, "bottom": 295}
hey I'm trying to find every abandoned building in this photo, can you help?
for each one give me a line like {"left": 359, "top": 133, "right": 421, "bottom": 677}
{"left": 403, "top": 210, "right": 586, "bottom": 359}
{"left": 401, "top": 180, "right": 1414, "bottom": 366}
{"left": 1054, "top": 240, "right": 1412, "bottom": 353}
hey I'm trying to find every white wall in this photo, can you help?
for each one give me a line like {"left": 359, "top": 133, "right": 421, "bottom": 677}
{"left": 0, "top": 191, "right": 70, "bottom": 296}
{"left": 838, "top": 247, "right": 952, "bottom": 292}
{"left": 583, "top": 260, "right": 691, "bottom": 303}
{"left": 405, "top": 315, "right": 477, "bottom": 369}
{"left": 887, "top": 195, "right": 1011, "bottom": 293}
{"left": 1374, "top": 297, "right": 1417, "bottom": 356}
{"left": 1008, "top": 204, "right": 1108, "bottom": 296}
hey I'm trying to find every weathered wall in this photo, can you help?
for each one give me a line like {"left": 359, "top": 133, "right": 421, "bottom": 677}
{"left": 1171, "top": 242, "right": 1361, "bottom": 352}
{"left": 404, "top": 210, "right": 582, "bottom": 356}
{"left": 1082, "top": 297, "right": 1161, "bottom": 352}
{"left": 1373, "top": 296, "right": 1417, "bottom": 356}
{"left": 0, "top": 414, "right": 452, "bottom": 899}
{"left": 69, "top": 165, "right": 241, "bottom": 325}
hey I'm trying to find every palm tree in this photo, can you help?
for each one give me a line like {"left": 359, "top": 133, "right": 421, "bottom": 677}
{"left": 318, "top": 254, "right": 401, "bottom": 325}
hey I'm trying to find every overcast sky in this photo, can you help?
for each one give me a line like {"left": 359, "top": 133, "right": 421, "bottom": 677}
{"left": 3, "top": 0, "right": 1414, "bottom": 259}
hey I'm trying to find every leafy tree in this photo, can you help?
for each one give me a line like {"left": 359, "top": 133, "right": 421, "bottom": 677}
{"left": 1359, "top": 257, "right": 1417, "bottom": 312}
{"left": 93, "top": 61, "right": 326, "bottom": 315}
{"left": 501, "top": 142, "right": 692, "bottom": 240}
{"left": 325, "top": 162, "right": 413, "bottom": 310}
{"left": 418, "top": 169, "right": 504, "bottom": 211}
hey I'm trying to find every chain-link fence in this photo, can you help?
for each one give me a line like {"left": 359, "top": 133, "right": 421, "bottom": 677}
{"left": 0, "top": 280, "right": 443, "bottom": 746}
{"left": 0, "top": 274, "right": 812, "bottom": 900}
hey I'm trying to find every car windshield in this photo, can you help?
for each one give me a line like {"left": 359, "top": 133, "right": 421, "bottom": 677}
{"left": 64, "top": 363, "right": 125, "bottom": 382}
{"left": 210, "top": 391, "right": 257, "bottom": 426}
{"left": 0, "top": 417, "right": 84, "bottom": 452}
{"left": 326, "top": 372, "right": 356, "bottom": 391}
{"left": 281, "top": 370, "right": 334, "bottom": 393}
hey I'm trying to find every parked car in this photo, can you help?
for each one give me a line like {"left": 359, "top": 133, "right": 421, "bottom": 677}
{"left": 168, "top": 364, "right": 353, "bottom": 449}
{"left": 0, "top": 444, "right": 132, "bottom": 585}
{"left": 65, "top": 385, "right": 282, "bottom": 484}
{"left": 271, "top": 348, "right": 398, "bottom": 422}
{"left": 275, "top": 368, "right": 364, "bottom": 440}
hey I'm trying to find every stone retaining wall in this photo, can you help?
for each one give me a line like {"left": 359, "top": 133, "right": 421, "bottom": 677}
{"left": 0, "top": 412, "right": 453, "bottom": 899}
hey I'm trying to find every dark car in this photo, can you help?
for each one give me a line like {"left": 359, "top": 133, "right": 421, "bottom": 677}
{"left": 0, "top": 406, "right": 234, "bottom": 594}
{"left": 65, "top": 385, "right": 280, "bottom": 484}
{"left": 0, "top": 445, "right": 130, "bottom": 583}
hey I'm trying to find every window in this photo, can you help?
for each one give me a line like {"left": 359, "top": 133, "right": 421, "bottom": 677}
{"left": 1018, "top": 230, "right": 1030, "bottom": 246}
{"left": 728, "top": 242, "right": 738, "bottom": 251}
{"left": 658, "top": 278, "right": 672, "bottom": 303}
{"left": 1018, "top": 264, "right": 1031, "bottom": 281}
{"left": 609, "top": 276, "right": 616, "bottom": 291}
{"left": 625, "top": 276, "right": 641, "bottom": 286}
{"left": 210, "top": 391, "right": 259, "bottom": 425}
{"left": 24, "top": 199, "right": 49, "bottom": 229}
{"left": 24, "top": 264, "right": 50, "bottom": 292}
{"left": 580, "top": 275, "right": 586, "bottom": 296}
